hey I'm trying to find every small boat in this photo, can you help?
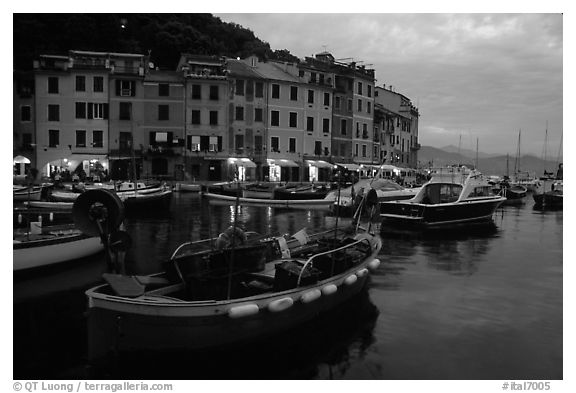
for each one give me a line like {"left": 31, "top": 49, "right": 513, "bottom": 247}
{"left": 492, "top": 179, "right": 528, "bottom": 205}
{"left": 23, "top": 201, "right": 73, "bottom": 210}
{"left": 85, "top": 223, "right": 382, "bottom": 361}
{"left": 13, "top": 186, "right": 43, "bottom": 201}
{"left": 49, "top": 190, "right": 81, "bottom": 202}
{"left": 204, "top": 192, "right": 333, "bottom": 210}
{"left": 204, "top": 182, "right": 246, "bottom": 197}
{"left": 533, "top": 180, "right": 562, "bottom": 208}
{"left": 380, "top": 168, "right": 506, "bottom": 229}
{"left": 13, "top": 225, "right": 103, "bottom": 271}
{"left": 242, "top": 183, "right": 279, "bottom": 199}
{"left": 174, "top": 183, "right": 202, "bottom": 193}
{"left": 273, "top": 184, "right": 330, "bottom": 200}
{"left": 328, "top": 178, "right": 419, "bottom": 216}
{"left": 119, "top": 188, "right": 173, "bottom": 211}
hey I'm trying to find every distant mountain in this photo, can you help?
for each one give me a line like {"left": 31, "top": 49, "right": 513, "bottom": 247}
{"left": 418, "top": 146, "right": 561, "bottom": 176}
{"left": 440, "top": 145, "right": 500, "bottom": 159}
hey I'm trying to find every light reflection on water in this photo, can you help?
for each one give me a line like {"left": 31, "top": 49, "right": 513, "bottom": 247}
{"left": 13, "top": 193, "right": 562, "bottom": 379}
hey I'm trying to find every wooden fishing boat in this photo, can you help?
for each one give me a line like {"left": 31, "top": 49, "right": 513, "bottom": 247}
{"left": 273, "top": 184, "right": 330, "bottom": 200}
{"left": 242, "top": 183, "right": 279, "bottom": 199}
{"left": 119, "top": 188, "right": 173, "bottom": 211}
{"left": 13, "top": 226, "right": 103, "bottom": 271}
{"left": 380, "top": 169, "right": 506, "bottom": 229}
{"left": 204, "top": 192, "right": 333, "bottom": 210}
{"left": 49, "top": 190, "right": 81, "bottom": 202}
{"left": 174, "top": 183, "right": 202, "bottom": 193}
{"left": 13, "top": 186, "right": 43, "bottom": 201}
{"left": 85, "top": 225, "right": 382, "bottom": 362}
{"left": 23, "top": 201, "right": 73, "bottom": 210}
{"left": 533, "top": 180, "right": 562, "bottom": 208}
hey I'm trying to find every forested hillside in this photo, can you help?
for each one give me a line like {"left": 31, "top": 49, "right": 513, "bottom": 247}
{"left": 13, "top": 14, "right": 299, "bottom": 70}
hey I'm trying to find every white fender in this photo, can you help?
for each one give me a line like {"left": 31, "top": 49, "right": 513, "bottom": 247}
{"left": 344, "top": 274, "right": 358, "bottom": 286}
{"left": 268, "top": 297, "right": 294, "bottom": 313}
{"left": 300, "top": 289, "right": 321, "bottom": 304}
{"left": 321, "top": 284, "right": 338, "bottom": 296}
{"left": 228, "top": 304, "right": 259, "bottom": 319}
{"left": 356, "top": 268, "right": 369, "bottom": 277}
{"left": 367, "top": 258, "right": 381, "bottom": 272}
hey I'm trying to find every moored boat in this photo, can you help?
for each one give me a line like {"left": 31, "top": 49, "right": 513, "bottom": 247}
{"left": 273, "top": 184, "right": 330, "bottom": 200}
{"left": 85, "top": 223, "right": 382, "bottom": 361}
{"left": 204, "top": 192, "right": 333, "bottom": 210}
{"left": 533, "top": 180, "right": 562, "bottom": 208}
{"left": 380, "top": 169, "right": 506, "bottom": 230}
{"left": 13, "top": 186, "right": 43, "bottom": 201}
{"left": 13, "top": 226, "right": 103, "bottom": 271}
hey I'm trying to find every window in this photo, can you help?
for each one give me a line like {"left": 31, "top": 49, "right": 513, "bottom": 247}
{"left": 272, "top": 84, "right": 280, "bottom": 99}
{"left": 75, "top": 102, "right": 86, "bottom": 119}
{"left": 236, "top": 79, "right": 245, "bottom": 96}
{"left": 290, "top": 86, "right": 298, "bottom": 101}
{"left": 335, "top": 96, "right": 341, "bottom": 110}
{"left": 76, "top": 130, "right": 86, "bottom": 147}
{"left": 310, "top": 72, "right": 317, "bottom": 83}
{"left": 235, "top": 134, "right": 244, "bottom": 150}
{"left": 209, "top": 110, "right": 218, "bottom": 125}
{"left": 119, "top": 102, "right": 131, "bottom": 120}
{"left": 362, "top": 144, "right": 367, "bottom": 157}
{"left": 255, "top": 108, "right": 263, "bottom": 122}
{"left": 93, "top": 76, "right": 104, "bottom": 92}
{"left": 319, "top": 74, "right": 325, "bottom": 85}
{"left": 363, "top": 123, "right": 368, "bottom": 137}
{"left": 255, "top": 82, "right": 264, "bottom": 98}
{"left": 315, "top": 141, "right": 322, "bottom": 156}
{"left": 188, "top": 135, "right": 201, "bottom": 151}
{"left": 324, "top": 92, "right": 330, "bottom": 106}
{"left": 209, "top": 85, "right": 219, "bottom": 100}
{"left": 21, "top": 106, "right": 31, "bottom": 122}
{"left": 76, "top": 76, "right": 86, "bottom": 92}
{"left": 119, "top": 132, "right": 132, "bottom": 151}
{"left": 235, "top": 106, "right": 244, "bottom": 121}
{"left": 89, "top": 103, "right": 105, "bottom": 119}
{"left": 48, "top": 129, "right": 59, "bottom": 147}
{"left": 209, "top": 136, "right": 218, "bottom": 152}
{"left": 341, "top": 119, "right": 347, "bottom": 136}
{"left": 192, "top": 84, "right": 201, "bottom": 99}
{"left": 255, "top": 135, "right": 263, "bottom": 152}
{"left": 323, "top": 118, "right": 330, "bottom": 133}
{"left": 357, "top": 82, "right": 363, "bottom": 95}
{"left": 289, "top": 137, "right": 296, "bottom": 153}
{"left": 357, "top": 99, "right": 362, "bottom": 112}
{"left": 356, "top": 122, "right": 360, "bottom": 137}
{"left": 158, "top": 105, "right": 169, "bottom": 120}
{"left": 368, "top": 85, "right": 372, "bottom": 97}
{"left": 307, "top": 90, "right": 314, "bottom": 104}
{"left": 271, "top": 110, "right": 280, "bottom": 126}
{"left": 48, "top": 77, "right": 59, "bottom": 94}
{"left": 159, "top": 83, "right": 169, "bottom": 96}
{"left": 289, "top": 112, "right": 297, "bottom": 128}
{"left": 347, "top": 99, "right": 353, "bottom": 112}
{"left": 306, "top": 116, "right": 314, "bottom": 132}
{"left": 355, "top": 144, "right": 358, "bottom": 157}
{"left": 367, "top": 101, "right": 371, "bottom": 114}
{"left": 92, "top": 130, "right": 103, "bottom": 148}
{"left": 48, "top": 105, "right": 59, "bottom": 121}
{"left": 116, "top": 80, "right": 135, "bottom": 96}
{"left": 374, "top": 145, "right": 378, "bottom": 158}
{"left": 191, "top": 110, "right": 201, "bottom": 125}
{"left": 271, "top": 136, "right": 279, "bottom": 153}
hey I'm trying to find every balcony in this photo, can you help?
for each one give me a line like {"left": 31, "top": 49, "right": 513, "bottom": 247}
{"left": 147, "top": 146, "right": 180, "bottom": 157}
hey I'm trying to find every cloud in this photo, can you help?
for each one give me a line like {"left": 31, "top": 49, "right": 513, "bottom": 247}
{"left": 216, "top": 13, "right": 562, "bottom": 155}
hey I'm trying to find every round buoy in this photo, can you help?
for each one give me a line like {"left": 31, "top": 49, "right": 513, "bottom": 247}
{"left": 300, "top": 289, "right": 321, "bottom": 304}
{"left": 367, "top": 258, "right": 381, "bottom": 272}
{"left": 228, "top": 304, "right": 259, "bottom": 319}
{"left": 268, "top": 297, "right": 294, "bottom": 313}
{"left": 321, "top": 284, "right": 338, "bottom": 296}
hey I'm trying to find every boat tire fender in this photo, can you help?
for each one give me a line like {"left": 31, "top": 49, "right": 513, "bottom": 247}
{"left": 300, "top": 289, "right": 322, "bottom": 303}
{"left": 367, "top": 258, "right": 381, "bottom": 272}
{"left": 344, "top": 274, "right": 358, "bottom": 286}
{"left": 268, "top": 297, "right": 294, "bottom": 313}
{"left": 228, "top": 304, "right": 259, "bottom": 319}
{"left": 321, "top": 284, "right": 338, "bottom": 296}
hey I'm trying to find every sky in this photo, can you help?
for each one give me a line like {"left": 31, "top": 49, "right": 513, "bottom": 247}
{"left": 216, "top": 13, "right": 563, "bottom": 157}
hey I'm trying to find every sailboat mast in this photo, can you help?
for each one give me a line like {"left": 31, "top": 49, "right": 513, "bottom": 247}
{"left": 475, "top": 138, "right": 479, "bottom": 171}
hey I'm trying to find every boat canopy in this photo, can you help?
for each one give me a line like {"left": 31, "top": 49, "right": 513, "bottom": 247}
{"left": 306, "top": 160, "right": 333, "bottom": 168}
{"left": 335, "top": 163, "right": 360, "bottom": 171}
{"left": 228, "top": 158, "right": 256, "bottom": 168}
{"left": 267, "top": 159, "right": 299, "bottom": 167}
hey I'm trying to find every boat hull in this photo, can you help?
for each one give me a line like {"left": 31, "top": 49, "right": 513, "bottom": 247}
{"left": 533, "top": 192, "right": 562, "bottom": 208}
{"left": 13, "top": 235, "right": 103, "bottom": 271}
{"left": 380, "top": 197, "right": 505, "bottom": 229}
{"left": 122, "top": 190, "right": 173, "bottom": 211}
{"left": 13, "top": 188, "right": 42, "bottom": 201}
{"left": 86, "top": 255, "right": 377, "bottom": 361}
{"left": 204, "top": 192, "right": 332, "bottom": 210}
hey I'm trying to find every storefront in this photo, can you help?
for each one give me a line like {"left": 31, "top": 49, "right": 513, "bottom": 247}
{"left": 228, "top": 157, "right": 256, "bottom": 181}
{"left": 305, "top": 160, "right": 333, "bottom": 182}
{"left": 266, "top": 159, "right": 300, "bottom": 182}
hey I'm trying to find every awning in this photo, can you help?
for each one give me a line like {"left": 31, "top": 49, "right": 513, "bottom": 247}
{"left": 228, "top": 158, "right": 256, "bottom": 168}
{"left": 13, "top": 155, "right": 31, "bottom": 164}
{"left": 267, "top": 159, "right": 299, "bottom": 167}
{"left": 306, "top": 160, "right": 333, "bottom": 169}
{"left": 335, "top": 163, "right": 360, "bottom": 171}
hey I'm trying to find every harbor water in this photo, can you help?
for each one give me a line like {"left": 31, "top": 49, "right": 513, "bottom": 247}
{"left": 13, "top": 193, "right": 563, "bottom": 379}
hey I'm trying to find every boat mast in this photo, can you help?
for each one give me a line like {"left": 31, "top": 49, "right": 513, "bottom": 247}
{"left": 475, "top": 138, "right": 479, "bottom": 171}
{"left": 226, "top": 165, "right": 241, "bottom": 300}
{"left": 514, "top": 129, "right": 521, "bottom": 175}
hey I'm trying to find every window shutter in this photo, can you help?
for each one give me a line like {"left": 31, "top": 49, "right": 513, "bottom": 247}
{"left": 186, "top": 135, "right": 192, "bottom": 151}
{"left": 103, "top": 103, "right": 109, "bottom": 119}
{"left": 149, "top": 132, "right": 156, "bottom": 146}
{"left": 87, "top": 103, "right": 93, "bottom": 119}
{"left": 131, "top": 82, "right": 136, "bottom": 97}
{"left": 168, "top": 132, "right": 173, "bottom": 145}
{"left": 218, "top": 136, "right": 223, "bottom": 152}
{"left": 200, "top": 136, "right": 209, "bottom": 151}
{"left": 115, "top": 80, "right": 121, "bottom": 96}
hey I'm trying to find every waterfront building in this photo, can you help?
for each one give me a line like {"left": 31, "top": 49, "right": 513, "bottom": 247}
{"left": 375, "top": 85, "right": 420, "bottom": 169}
{"left": 177, "top": 54, "right": 229, "bottom": 182}
{"left": 13, "top": 71, "right": 35, "bottom": 176}
{"left": 34, "top": 51, "right": 112, "bottom": 179}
